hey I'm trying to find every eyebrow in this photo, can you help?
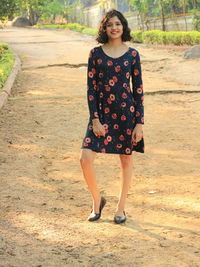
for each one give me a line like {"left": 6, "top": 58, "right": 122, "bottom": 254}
{"left": 107, "top": 21, "right": 121, "bottom": 24}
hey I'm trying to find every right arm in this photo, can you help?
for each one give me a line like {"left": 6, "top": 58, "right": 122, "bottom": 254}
{"left": 87, "top": 48, "right": 99, "bottom": 121}
{"left": 87, "top": 48, "right": 105, "bottom": 137}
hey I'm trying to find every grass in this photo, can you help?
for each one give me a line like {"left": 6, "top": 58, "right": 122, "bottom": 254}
{"left": 0, "top": 43, "right": 15, "bottom": 92}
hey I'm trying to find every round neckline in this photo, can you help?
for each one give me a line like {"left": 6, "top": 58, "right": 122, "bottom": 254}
{"left": 100, "top": 45, "right": 130, "bottom": 60}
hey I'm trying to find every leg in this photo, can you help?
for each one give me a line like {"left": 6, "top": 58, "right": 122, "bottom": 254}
{"left": 80, "top": 148, "right": 101, "bottom": 213}
{"left": 115, "top": 154, "right": 133, "bottom": 216}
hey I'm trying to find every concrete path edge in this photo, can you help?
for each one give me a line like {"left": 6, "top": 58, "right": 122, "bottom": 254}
{"left": 0, "top": 48, "right": 21, "bottom": 110}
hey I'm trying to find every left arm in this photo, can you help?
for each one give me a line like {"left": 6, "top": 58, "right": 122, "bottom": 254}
{"left": 131, "top": 50, "right": 144, "bottom": 142}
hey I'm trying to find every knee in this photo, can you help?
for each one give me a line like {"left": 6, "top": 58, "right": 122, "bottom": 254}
{"left": 80, "top": 151, "right": 94, "bottom": 167}
{"left": 120, "top": 155, "right": 133, "bottom": 169}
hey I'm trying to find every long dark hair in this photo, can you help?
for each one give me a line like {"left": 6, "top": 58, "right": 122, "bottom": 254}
{"left": 96, "top": 9, "right": 132, "bottom": 44}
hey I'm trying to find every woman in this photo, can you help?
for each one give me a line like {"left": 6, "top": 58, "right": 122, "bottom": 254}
{"left": 80, "top": 9, "right": 144, "bottom": 224}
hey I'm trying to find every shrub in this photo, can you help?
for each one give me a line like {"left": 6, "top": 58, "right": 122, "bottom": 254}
{"left": 0, "top": 43, "right": 14, "bottom": 91}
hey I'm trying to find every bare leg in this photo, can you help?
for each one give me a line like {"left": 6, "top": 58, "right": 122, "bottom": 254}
{"left": 80, "top": 148, "right": 101, "bottom": 213}
{"left": 115, "top": 154, "right": 133, "bottom": 216}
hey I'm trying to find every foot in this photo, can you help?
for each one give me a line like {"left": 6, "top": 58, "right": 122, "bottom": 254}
{"left": 114, "top": 210, "right": 126, "bottom": 224}
{"left": 87, "top": 196, "right": 106, "bottom": 222}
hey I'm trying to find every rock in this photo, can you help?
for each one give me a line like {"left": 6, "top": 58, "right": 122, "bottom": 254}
{"left": 183, "top": 45, "right": 200, "bottom": 59}
{"left": 12, "top": 17, "right": 32, "bottom": 27}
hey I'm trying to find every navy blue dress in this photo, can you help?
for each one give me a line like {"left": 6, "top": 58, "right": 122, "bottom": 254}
{"left": 81, "top": 45, "right": 144, "bottom": 155}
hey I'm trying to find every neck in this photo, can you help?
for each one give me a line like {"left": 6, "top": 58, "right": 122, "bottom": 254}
{"left": 106, "top": 38, "right": 124, "bottom": 48}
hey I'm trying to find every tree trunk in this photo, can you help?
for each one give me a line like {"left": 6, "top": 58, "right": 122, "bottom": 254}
{"left": 159, "top": 0, "right": 165, "bottom": 31}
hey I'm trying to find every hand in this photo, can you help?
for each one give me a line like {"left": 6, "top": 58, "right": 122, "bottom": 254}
{"left": 92, "top": 119, "right": 106, "bottom": 137}
{"left": 132, "top": 124, "right": 143, "bottom": 143}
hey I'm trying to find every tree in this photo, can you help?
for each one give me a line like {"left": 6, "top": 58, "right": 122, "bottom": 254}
{"left": 0, "top": 0, "right": 19, "bottom": 22}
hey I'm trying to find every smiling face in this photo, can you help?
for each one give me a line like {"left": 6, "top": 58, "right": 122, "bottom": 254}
{"left": 105, "top": 16, "right": 123, "bottom": 41}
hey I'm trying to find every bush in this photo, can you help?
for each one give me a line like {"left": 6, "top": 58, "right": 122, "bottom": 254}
{"left": 131, "top": 30, "right": 200, "bottom": 45}
{"left": 130, "top": 30, "right": 143, "bottom": 43}
{"left": 0, "top": 43, "right": 14, "bottom": 91}
{"left": 35, "top": 23, "right": 200, "bottom": 46}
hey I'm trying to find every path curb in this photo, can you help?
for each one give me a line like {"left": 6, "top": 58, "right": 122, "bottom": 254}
{"left": 0, "top": 49, "right": 21, "bottom": 110}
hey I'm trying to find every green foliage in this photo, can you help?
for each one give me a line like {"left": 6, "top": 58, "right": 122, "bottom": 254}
{"left": 35, "top": 23, "right": 98, "bottom": 35}
{"left": 82, "top": 27, "right": 98, "bottom": 35}
{"left": 192, "top": 10, "right": 200, "bottom": 31}
{"left": 0, "top": 0, "right": 19, "bottom": 21}
{"left": 0, "top": 43, "right": 14, "bottom": 91}
{"left": 131, "top": 29, "right": 200, "bottom": 45}
{"left": 130, "top": 30, "right": 143, "bottom": 43}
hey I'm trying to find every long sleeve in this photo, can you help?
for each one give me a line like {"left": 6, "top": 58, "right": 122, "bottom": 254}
{"left": 87, "top": 48, "right": 99, "bottom": 121}
{"left": 131, "top": 50, "right": 144, "bottom": 124}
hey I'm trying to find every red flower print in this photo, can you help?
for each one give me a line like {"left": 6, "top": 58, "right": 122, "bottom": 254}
{"left": 92, "top": 68, "right": 96, "bottom": 74}
{"left": 97, "top": 58, "right": 102, "bottom": 64}
{"left": 99, "top": 72, "right": 103, "bottom": 78}
{"left": 141, "top": 117, "right": 144, "bottom": 123}
{"left": 88, "top": 125, "right": 93, "bottom": 130}
{"left": 112, "top": 113, "right": 117, "bottom": 119}
{"left": 105, "top": 85, "right": 111, "bottom": 91}
{"left": 137, "top": 88, "right": 143, "bottom": 94}
{"left": 107, "top": 60, "right": 113, "bottom": 66}
{"left": 126, "top": 87, "right": 131, "bottom": 92}
{"left": 113, "top": 124, "right": 119, "bottom": 129}
{"left": 141, "top": 96, "right": 144, "bottom": 101}
{"left": 101, "top": 148, "right": 106, "bottom": 153}
{"left": 89, "top": 95, "right": 94, "bottom": 101}
{"left": 109, "top": 79, "right": 115, "bottom": 86}
{"left": 113, "top": 76, "right": 118, "bottom": 83}
{"left": 136, "top": 111, "right": 140, "bottom": 117}
{"left": 115, "top": 65, "right": 121, "bottom": 72}
{"left": 121, "top": 102, "right": 126, "bottom": 108}
{"left": 105, "top": 107, "right": 110, "bottom": 113}
{"left": 121, "top": 115, "right": 126, "bottom": 121}
{"left": 107, "top": 135, "right": 112, "bottom": 142}
{"left": 116, "top": 144, "right": 122, "bottom": 148}
{"left": 134, "top": 69, "right": 139, "bottom": 76}
{"left": 119, "top": 135, "right": 124, "bottom": 141}
{"left": 83, "top": 142, "right": 88, "bottom": 147}
{"left": 124, "top": 60, "right": 129, "bottom": 66}
{"left": 100, "top": 92, "right": 103, "bottom": 98}
{"left": 122, "top": 92, "right": 127, "bottom": 99}
{"left": 104, "top": 139, "right": 108, "bottom": 145}
{"left": 130, "top": 106, "right": 135, "bottom": 112}
{"left": 88, "top": 72, "right": 93, "bottom": 78}
{"left": 85, "top": 137, "right": 91, "bottom": 143}
{"left": 94, "top": 112, "right": 99, "bottom": 118}
{"left": 92, "top": 80, "right": 96, "bottom": 85}
{"left": 110, "top": 94, "right": 115, "bottom": 101}
{"left": 107, "top": 98, "right": 112, "bottom": 104}
{"left": 126, "top": 72, "right": 130, "bottom": 79}
{"left": 126, "top": 129, "right": 132, "bottom": 135}
{"left": 125, "top": 148, "right": 131, "bottom": 154}
{"left": 132, "top": 59, "right": 136, "bottom": 65}
{"left": 103, "top": 124, "right": 108, "bottom": 130}
{"left": 132, "top": 50, "right": 137, "bottom": 57}
{"left": 123, "top": 83, "right": 127, "bottom": 88}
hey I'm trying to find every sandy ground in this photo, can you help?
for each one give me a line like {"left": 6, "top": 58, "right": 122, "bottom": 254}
{"left": 0, "top": 27, "right": 200, "bottom": 267}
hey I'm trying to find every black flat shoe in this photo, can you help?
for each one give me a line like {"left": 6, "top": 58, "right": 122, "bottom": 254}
{"left": 114, "top": 211, "right": 126, "bottom": 224}
{"left": 87, "top": 196, "right": 106, "bottom": 222}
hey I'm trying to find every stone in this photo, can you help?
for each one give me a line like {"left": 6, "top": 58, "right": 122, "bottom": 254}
{"left": 12, "top": 17, "right": 32, "bottom": 27}
{"left": 183, "top": 45, "right": 200, "bottom": 59}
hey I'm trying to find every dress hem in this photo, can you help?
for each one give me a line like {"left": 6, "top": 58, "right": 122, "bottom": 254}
{"left": 80, "top": 146, "right": 144, "bottom": 155}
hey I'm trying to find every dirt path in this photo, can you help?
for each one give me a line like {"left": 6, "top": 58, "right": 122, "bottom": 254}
{"left": 0, "top": 27, "right": 200, "bottom": 267}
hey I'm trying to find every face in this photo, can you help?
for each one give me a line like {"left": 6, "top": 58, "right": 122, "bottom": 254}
{"left": 105, "top": 16, "right": 123, "bottom": 40}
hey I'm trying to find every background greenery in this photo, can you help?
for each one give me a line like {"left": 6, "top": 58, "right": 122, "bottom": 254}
{"left": 0, "top": 43, "right": 15, "bottom": 92}
{"left": 0, "top": 0, "right": 200, "bottom": 29}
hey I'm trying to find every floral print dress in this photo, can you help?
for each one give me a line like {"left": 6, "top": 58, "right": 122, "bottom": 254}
{"left": 81, "top": 45, "right": 144, "bottom": 155}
